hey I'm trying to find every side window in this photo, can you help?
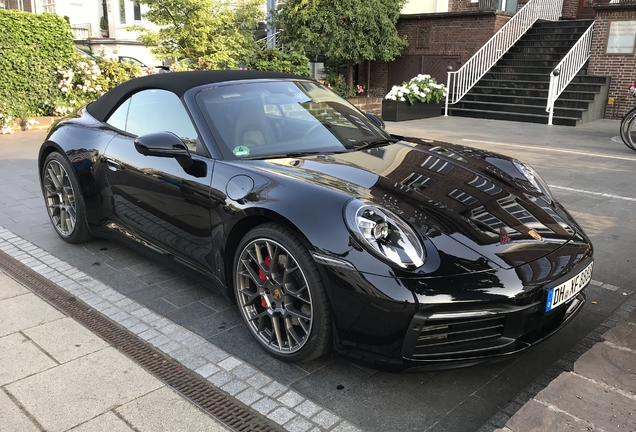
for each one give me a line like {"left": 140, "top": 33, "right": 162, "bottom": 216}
{"left": 106, "top": 98, "right": 130, "bottom": 131}
{"left": 119, "top": 89, "right": 201, "bottom": 154}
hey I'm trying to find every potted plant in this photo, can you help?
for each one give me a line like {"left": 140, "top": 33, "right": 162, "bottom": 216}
{"left": 382, "top": 74, "right": 447, "bottom": 122}
{"left": 100, "top": 16, "right": 109, "bottom": 38}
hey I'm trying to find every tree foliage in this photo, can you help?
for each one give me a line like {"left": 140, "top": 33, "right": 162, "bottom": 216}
{"left": 246, "top": 49, "right": 310, "bottom": 76}
{"left": 275, "top": 0, "right": 408, "bottom": 86}
{"left": 130, "top": 0, "right": 265, "bottom": 69}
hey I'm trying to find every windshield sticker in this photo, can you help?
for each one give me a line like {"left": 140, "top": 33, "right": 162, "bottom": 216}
{"left": 233, "top": 146, "right": 250, "bottom": 157}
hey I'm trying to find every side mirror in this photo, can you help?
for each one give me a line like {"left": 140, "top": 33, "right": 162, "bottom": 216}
{"left": 365, "top": 112, "right": 385, "bottom": 130}
{"left": 134, "top": 131, "right": 190, "bottom": 158}
{"left": 134, "top": 131, "right": 206, "bottom": 177}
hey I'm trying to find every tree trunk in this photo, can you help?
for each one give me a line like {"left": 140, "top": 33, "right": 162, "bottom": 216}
{"left": 367, "top": 60, "right": 371, "bottom": 97}
{"left": 347, "top": 59, "right": 354, "bottom": 92}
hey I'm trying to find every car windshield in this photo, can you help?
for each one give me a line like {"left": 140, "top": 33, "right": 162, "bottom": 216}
{"left": 196, "top": 80, "right": 392, "bottom": 160}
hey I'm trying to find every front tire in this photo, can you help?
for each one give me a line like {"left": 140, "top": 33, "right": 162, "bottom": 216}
{"left": 233, "top": 223, "right": 332, "bottom": 362}
{"left": 41, "top": 152, "right": 92, "bottom": 243}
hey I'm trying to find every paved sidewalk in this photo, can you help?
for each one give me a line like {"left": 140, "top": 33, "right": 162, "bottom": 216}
{"left": 0, "top": 270, "right": 229, "bottom": 432}
{"left": 494, "top": 306, "right": 636, "bottom": 432}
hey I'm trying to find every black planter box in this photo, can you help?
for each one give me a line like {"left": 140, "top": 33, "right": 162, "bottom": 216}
{"left": 381, "top": 100, "right": 443, "bottom": 122}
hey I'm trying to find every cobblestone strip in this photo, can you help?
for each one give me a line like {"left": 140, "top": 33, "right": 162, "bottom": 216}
{"left": 477, "top": 287, "right": 636, "bottom": 432}
{"left": 0, "top": 226, "right": 360, "bottom": 432}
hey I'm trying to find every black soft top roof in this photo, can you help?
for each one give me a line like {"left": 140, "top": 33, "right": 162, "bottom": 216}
{"left": 86, "top": 70, "right": 306, "bottom": 122}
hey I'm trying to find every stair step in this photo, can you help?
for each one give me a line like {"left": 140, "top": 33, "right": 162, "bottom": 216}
{"left": 532, "top": 20, "right": 594, "bottom": 28}
{"left": 503, "top": 53, "right": 569, "bottom": 61}
{"left": 496, "top": 59, "right": 561, "bottom": 67}
{"left": 519, "top": 33, "right": 586, "bottom": 41}
{"left": 515, "top": 40, "right": 586, "bottom": 48}
{"left": 462, "top": 93, "right": 592, "bottom": 109}
{"left": 483, "top": 72, "right": 549, "bottom": 81}
{"left": 482, "top": 73, "right": 607, "bottom": 85}
{"left": 456, "top": 100, "right": 585, "bottom": 118}
{"left": 490, "top": 66, "right": 584, "bottom": 74}
{"left": 447, "top": 107, "right": 579, "bottom": 126}
{"left": 470, "top": 86, "right": 598, "bottom": 100}
{"left": 509, "top": 46, "right": 576, "bottom": 54}
{"left": 476, "top": 80, "right": 604, "bottom": 92}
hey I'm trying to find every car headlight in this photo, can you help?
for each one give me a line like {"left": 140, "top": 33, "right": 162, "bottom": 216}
{"left": 513, "top": 160, "right": 553, "bottom": 201}
{"left": 344, "top": 199, "right": 425, "bottom": 269}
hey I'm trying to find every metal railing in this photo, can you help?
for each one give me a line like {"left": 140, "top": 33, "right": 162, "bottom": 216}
{"left": 546, "top": 23, "right": 594, "bottom": 125}
{"left": 258, "top": 30, "right": 284, "bottom": 50}
{"left": 444, "top": 0, "right": 564, "bottom": 116}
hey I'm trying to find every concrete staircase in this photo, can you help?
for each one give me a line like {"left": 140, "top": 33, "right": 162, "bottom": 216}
{"left": 448, "top": 20, "right": 610, "bottom": 126}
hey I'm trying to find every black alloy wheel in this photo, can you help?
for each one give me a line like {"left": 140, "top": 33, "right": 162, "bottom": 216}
{"left": 41, "top": 152, "right": 92, "bottom": 243}
{"left": 234, "top": 223, "right": 331, "bottom": 362}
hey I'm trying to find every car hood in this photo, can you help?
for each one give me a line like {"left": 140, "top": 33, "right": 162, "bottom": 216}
{"left": 257, "top": 138, "right": 582, "bottom": 270}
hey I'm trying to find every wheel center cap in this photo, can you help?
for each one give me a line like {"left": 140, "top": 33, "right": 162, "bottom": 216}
{"left": 272, "top": 289, "right": 282, "bottom": 301}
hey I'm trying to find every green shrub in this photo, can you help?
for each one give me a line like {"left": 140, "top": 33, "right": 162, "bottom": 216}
{"left": 0, "top": 10, "right": 74, "bottom": 119}
{"left": 246, "top": 49, "right": 311, "bottom": 76}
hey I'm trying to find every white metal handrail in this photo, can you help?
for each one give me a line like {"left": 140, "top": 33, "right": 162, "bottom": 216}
{"left": 546, "top": 23, "right": 594, "bottom": 125}
{"left": 444, "top": 0, "right": 564, "bottom": 116}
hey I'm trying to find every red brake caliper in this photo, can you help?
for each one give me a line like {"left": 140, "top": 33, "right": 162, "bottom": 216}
{"left": 259, "top": 256, "right": 271, "bottom": 308}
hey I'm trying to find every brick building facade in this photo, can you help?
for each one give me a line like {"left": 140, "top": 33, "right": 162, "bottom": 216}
{"left": 362, "top": 0, "right": 636, "bottom": 121}
{"left": 359, "top": 11, "right": 512, "bottom": 96}
{"left": 588, "top": 3, "right": 636, "bottom": 119}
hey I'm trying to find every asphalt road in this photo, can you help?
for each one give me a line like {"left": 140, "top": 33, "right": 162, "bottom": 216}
{"left": 0, "top": 116, "right": 633, "bottom": 432}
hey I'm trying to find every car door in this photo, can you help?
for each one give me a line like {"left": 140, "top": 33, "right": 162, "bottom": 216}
{"left": 102, "top": 88, "right": 218, "bottom": 273}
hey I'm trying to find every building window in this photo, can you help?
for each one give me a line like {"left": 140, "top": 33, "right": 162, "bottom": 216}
{"left": 133, "top": 1, "right": 141, "bottom": 21}
{"left": 606, "top": 21, "right": 636, "bottom": 55}
{"left": 41, "top": 0, "right": 55, "bottom": 13}
{"left": 119, "top": 0, "right": 126, "bottom": 24}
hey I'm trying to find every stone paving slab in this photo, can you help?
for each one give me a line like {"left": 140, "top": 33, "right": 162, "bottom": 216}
{"left": 116, "top": 387, "right": 228, "bottom": 432}
{"left": 6, "top": 347, "right": 163, "bottom": 432}
{"left": 0, "top": 292, "right": 64, "bottom": 337}
{"left": 603, "top": 317, "right": 636, "bottom": 352}
{"left": 574, "top": 342, "right": 636, "bottom": 394}
{"left": 536, "top": 372, "right": 636, "bottom": 431}
{"left": 0, "top": 271, "right": 29, "bottom": 300}
{"left": 501, "top": 399, "right": 601, "bottom": 432}
{"left": 0, "top": 385, "right": 40, "bottom": 432}
{"left": 0, "top": 332, "right": 57, "bottom": 387}
{"left": 68, "top": 412, "right": 135, "bottom": 432}
{"left": 23, "top": 317, "right": 109, "bottom": 364}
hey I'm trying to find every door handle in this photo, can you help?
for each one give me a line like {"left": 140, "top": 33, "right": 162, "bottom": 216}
{"left": 105, "top": 158, "right": 124, "bottom": 171}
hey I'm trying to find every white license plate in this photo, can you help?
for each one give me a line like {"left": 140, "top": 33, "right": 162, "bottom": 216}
{"left": 545, "top": 262, "right": 593, "bottom": 313}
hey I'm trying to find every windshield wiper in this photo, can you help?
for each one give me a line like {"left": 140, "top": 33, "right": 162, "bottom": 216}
{"left": 242, "top": 151, "right": 336, "bottom": 160}
{"left": 354, "top": 138, "right": 400, "bottom": 152}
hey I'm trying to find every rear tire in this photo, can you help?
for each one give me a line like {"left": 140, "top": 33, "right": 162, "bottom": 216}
{"left": 233, "top": 222, "right": 332, "bottom": 363}
{"left": 41, "top": 152, "right": 92, "bottom": 243}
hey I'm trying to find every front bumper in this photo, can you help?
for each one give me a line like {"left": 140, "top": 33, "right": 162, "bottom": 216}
{"left": 319, "top": 243, "right": 593, "bottom": 371}
{"left": 401, "top": 289, "right": 586, "bottom": 369}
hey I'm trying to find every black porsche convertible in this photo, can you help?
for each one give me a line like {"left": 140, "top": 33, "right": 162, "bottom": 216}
{"left": 39, "top": 70, "right": 593, "bottom": 370}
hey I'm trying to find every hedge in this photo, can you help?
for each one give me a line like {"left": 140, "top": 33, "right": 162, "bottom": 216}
{"left": 0, "top": 10, "right": 74, "bottom": 118}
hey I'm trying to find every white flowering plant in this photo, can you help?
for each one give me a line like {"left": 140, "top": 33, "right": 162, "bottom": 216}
{"left": 52, "top": 47, "right": 148, "bottom": 118}
{"left": 385, "top": 74, "right": 447, "bottom": 105}
{"left": 629, "top": 80, "right": 636, "bottom": 99}
{"left": 0, "top": 102, "right": 16, "bottom": 134}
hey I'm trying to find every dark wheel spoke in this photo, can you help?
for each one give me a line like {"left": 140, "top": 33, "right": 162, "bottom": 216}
{"left": 298, "top": 318, "right": 310, "bottom": 334}
{"left": 240, "top": 259, "right": 265, "bottom": 288}
{"left": 286, "top": 306, "right": 310, "bottom": 321}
